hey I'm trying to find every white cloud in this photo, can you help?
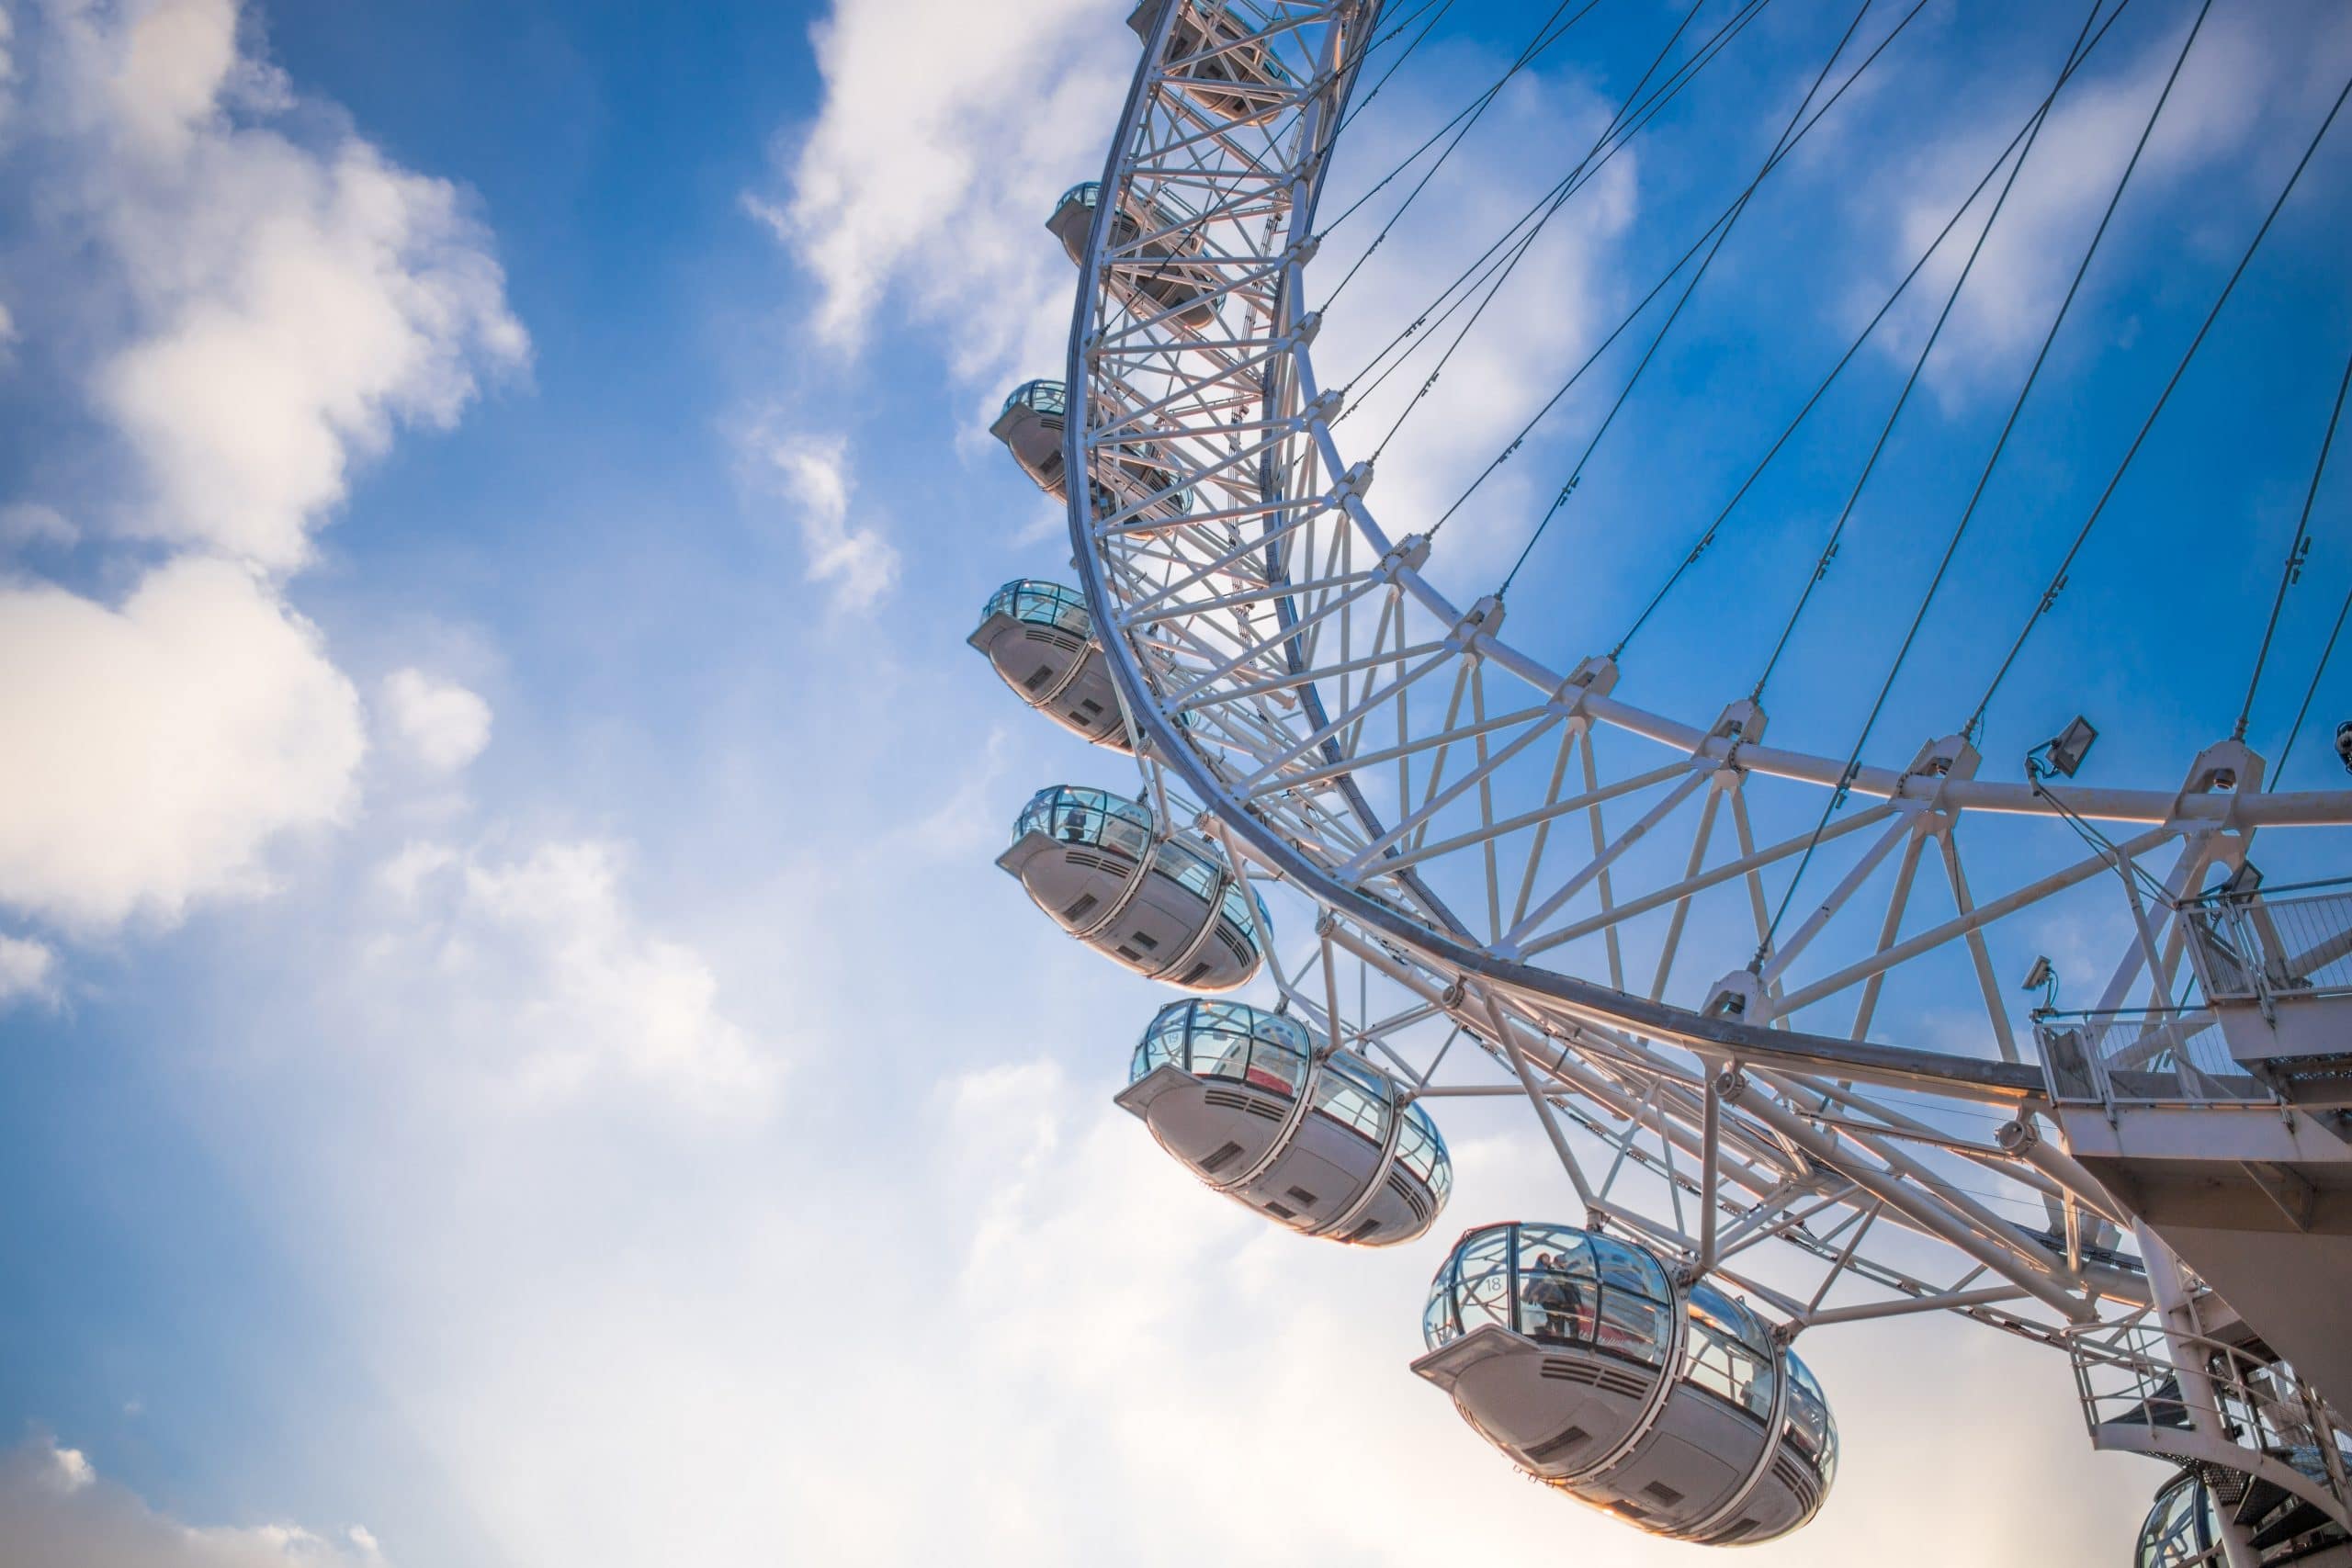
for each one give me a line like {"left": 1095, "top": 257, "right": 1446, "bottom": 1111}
{"left": 745, "top": 426, "right": 899, "bottom": 612}
{"left": 1860, "top": 4, "right": 2352, "bottom": 401}
{"left": 379, "top": 668, "right": 492, "bottom": 774}
{"left": 0, "top": 557, "right": 364, "bottom": 931}
{"left": 1314, "top": 64, "right": 1640, "bottom": 583}
{"left": 0, "top": 1436, "right": 388, "bottom": 1564}
{"left": 0, "top": 931, "right": 61, "bottom": 1010}
{"left": 894, "top": 723, "right": 1011, "bottom": 861}
{"left": 17, "top": 0, "right": 526, "bottom": 570}
{"left": 0, "top": 0, "right": 526, "bottom": 948}
{"left": 43, "top": 1439, "right": 94, "bottom": 1492}
{"left": 368, "top": 837, "right": 779, "bottom": 1113}
{"left": 752, "top": 0, "right": 1129, "bottom": 387}
{"left": 242, "top": 998, "right": 2139, "bottom": 1568}
{"left": 759, "top": 6, "right": 1639, "bottom": 584}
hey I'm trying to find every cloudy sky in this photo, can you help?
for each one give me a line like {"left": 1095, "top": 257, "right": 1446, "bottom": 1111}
{"left": 2, "top": 0, "right": 2348, "bottom": 1562}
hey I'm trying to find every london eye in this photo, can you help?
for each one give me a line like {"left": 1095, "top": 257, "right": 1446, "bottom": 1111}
{"left": 971, "top": 2, "right": 2352, "bottom": 1559}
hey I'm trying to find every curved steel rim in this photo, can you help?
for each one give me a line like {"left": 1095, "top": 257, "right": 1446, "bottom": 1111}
{"left": 1061, "top": 1, "right": 2337, "bottom": 1094}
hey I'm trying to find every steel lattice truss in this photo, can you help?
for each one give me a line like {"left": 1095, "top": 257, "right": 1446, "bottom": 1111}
{"left": 1039, "top": 0, "right": 2351, "bottom": 1535}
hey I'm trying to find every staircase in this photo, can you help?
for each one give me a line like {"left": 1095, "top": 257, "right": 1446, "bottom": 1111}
{"left": 2037, "top": 879, "right": 2352, "bottom": 1415}
{"left": 2072, "top": 1316, "right": 2351, "bottom": 1563}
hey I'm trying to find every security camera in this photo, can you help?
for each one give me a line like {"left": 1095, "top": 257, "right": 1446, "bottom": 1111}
{"left": 2335, "top": 719, "right": 2352, "bottom": 777}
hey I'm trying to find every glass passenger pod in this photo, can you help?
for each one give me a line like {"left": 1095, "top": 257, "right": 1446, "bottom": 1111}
{"left": 1413, "top": 1224, "right": 1838, "bottom": 1547}
{"left": 990, "top": 378, "right": 1070, "bottom": 499}
{"left": 989, "top": 378, "right": 1193, "bottom": 529}
{"left": 1114, "top": 998, "right": 1452, "bottom": 1245}
{"left": 1128, "top": 0, "right": 1294, "bottom": 127}
{"left": 2136, "top": 1471, "right": 2227, "bottom": 1568}
{"left": 1045, "top": 180, "right": 1219, "bottom": 333}
{"left": 967, "top": 581, "right": 1131, "bottom": 751}
{"left": 996, "top": 785, "right": 1265, "bottom": 991}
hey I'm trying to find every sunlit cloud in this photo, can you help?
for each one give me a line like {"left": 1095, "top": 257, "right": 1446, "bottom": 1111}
{"left": 741, "top": 423, "right": 901, "bottom": 612}
{"left": 0, "top": 1436, "right": 389, "bottom": 1565}
{"left": 749, "top": 0, "right": 1128, "bottom": 407}
{"left": 0, "top": 932, "right": 59, "bottom": 1010}
{"left": 379, "top": 668, "right": 493, "bottom": 775}
{"left": 0, "top": 0, "right": 524, "bottom": 941}
{"left": 0, "top": 558, "right": 364, "bottom": 930}
{"left": 365, "top": 835, "right": 782, "bottom": 1114}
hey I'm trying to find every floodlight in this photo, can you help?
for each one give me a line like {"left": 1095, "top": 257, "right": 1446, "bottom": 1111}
{"left": 2039, "top": 716, "right": 2098, "bottom": 779}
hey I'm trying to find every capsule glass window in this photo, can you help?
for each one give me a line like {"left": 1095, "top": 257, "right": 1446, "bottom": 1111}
{"left": 1784, "top": 1350, "right": 1838, "bottom": 1486}
{"left": 1311, "top": 1054, "right": 1392, "bottom": 1144}
{"left": 1684, "top": 1281, "right": 1774, "bottom": 1418}
{"left": 985, "top": 579, "right": 1093, "bottom": 638}
{"left": 1016, "top": 785, "right": 1152, "bottom": 856}
{"left": 1423, "top": 1224, "right": 1674, "bottom": 1367}
{"left": 1002, "top": 378, "right": 1066, "bottom": 420}
{"left": 1153, "top": 837, "right": 1222, "bottom": 900}
{"left": 1395, "top": 1102, "right": 1449, "bottom": 1196}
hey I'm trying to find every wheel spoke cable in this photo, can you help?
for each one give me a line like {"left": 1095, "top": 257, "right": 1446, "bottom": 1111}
{"left": 1334, "top": 0, "right": 1782, "bottom": 406}
{"left": 1398, "top": 0, "right": 1943, "bottom": 544}
{"left": 1967, "top": 66, "right": 2352, "bottom": 735}
{"left": 1362, "top": 0, "right": 1763, "bottom": 464}
{"left": 1747, "top": 0, "right": 2108, "bottom": 713}
{"left": 1317, "top": 0, "right": 1594, "bottom": 256}
{"left": 2274, "top": 569, "right": 2352, "bottom": 784}
{"left": 1609, "top": 0, "right": 2136, "bottom": 659}
{"left": 1762, "top": 0, "right": 2211, "bottom": 959}
{"left": 2235, "top": 343, "right": 2352, "bottom": 742}
{"left": 1338, "top": 0, "right": 1460, "bottom": 136}
{"left": 1495, "top": 0, "right": 1883, "bottom": 598}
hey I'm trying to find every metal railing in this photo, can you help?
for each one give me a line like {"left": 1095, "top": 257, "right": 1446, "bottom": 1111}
{"left": 2185, "top": 880, "right": 2352, "bottom": 1009}
{"left": 2036, "top": 1008, "right": 2267, "bottom": 1108}
{"left": 2070, "top": 1317, "right": 2351, "bottom": 1521}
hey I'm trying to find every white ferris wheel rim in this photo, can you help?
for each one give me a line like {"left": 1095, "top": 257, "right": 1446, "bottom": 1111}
{"left": 1056, "top": 0, "right": 2352, "bottom": 1096}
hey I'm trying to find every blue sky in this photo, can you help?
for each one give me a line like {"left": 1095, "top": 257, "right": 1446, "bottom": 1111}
{"left": 0, "top": 0, "right": 2347, "bottom": 1562}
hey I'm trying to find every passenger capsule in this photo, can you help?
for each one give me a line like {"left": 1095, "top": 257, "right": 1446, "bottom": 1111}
{"left": 1128, "top": 0, "right": 1293, "bottom": 125}
{"left": 2136, "top": 1470, "right": 2225, "bottom": 1567}
{"left": 968, "top": 580, "right": 1131, "bottom": 750}
{"left": 1046, "top": 181, "right": 1218, "bottom": 332}
{"left": 1415, "top": 1224, "right": 1838, "bottom": 1545}
{"left": 989, "top": 378, "right": 1192, "bottom": 528}
{"left": 997, "top": 785, "right": 1265, "bottom": 990}
{"left": 1116, "top": 998, "right": 1451, "bottom": 1244}
{"left": 991, "top": 378, "right": 1071, "bottom": 498}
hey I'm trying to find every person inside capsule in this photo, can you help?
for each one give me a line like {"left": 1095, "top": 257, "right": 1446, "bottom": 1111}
{"left": 1416, "top": 1223, "right": 1837, "bottom": 1544}
{"left": 1523, "top": 1252, "right": 1588, "bottom": 1343}
{"left": 1000, "top": 786, "right": 1263, "bottom": 991}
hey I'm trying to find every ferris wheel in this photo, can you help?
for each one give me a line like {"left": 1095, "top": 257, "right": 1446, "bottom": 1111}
{"left": 966, "top": 1, "right": 2352, "bottom": 1559}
